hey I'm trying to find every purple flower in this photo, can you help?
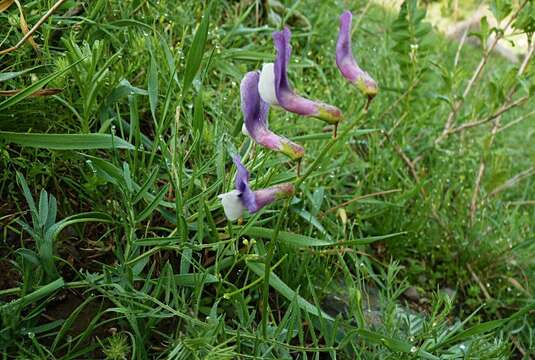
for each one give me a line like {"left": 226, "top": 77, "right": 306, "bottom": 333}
{"left": 241, "top": 71, "right": 304, "bottom": 161}
{"left": 218, "top": 155, "right": 295, "bottom": 221}
{"left": 258, "top": 27, "right": 343, "bottom": 125}
{"left": 336, "top": 11, "right": 378, "bottom": 98}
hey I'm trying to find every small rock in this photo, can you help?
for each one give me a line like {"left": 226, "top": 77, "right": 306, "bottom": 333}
{"left": 404, "top": 287, "right": 420, "bottom": 302}
{"left": 364, "top": 309, "right": 383, "bottom": 328}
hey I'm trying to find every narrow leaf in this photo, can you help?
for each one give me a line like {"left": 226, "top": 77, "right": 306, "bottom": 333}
{"left": 242, "top": 227, "right": 333, "bottom": 247}
{"left": 148, "top": 55, "right": 159, "bottom": 119}
{"left": 0, "top": 66, "right": 42, "bottom": 82}
{"left": 136, "top": 184, "right": 169, "bottom": 223}
{"left": 133, "top": 167, "right": 160, "bottom": 204}
{"left": 0, "top": 132, "right": 135, "bottom": 150}
{"left": 182, "top": 2, "right": 211, "bottom": 95}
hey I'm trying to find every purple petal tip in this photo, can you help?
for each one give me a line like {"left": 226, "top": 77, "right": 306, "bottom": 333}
{"left": 336, "top": 10, "right": 378, "bottom": 97}
{"left": 232, "top": 155, "right": 256, "bottom": 212}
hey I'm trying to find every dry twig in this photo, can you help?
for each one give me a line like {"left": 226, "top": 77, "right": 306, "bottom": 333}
{"left": 489, "top": 166, "right": 535, "bottom": 197}
{"left": 0, "top": 0, "right": 68, "bottom": 55}
{"left": 435, "top": 0, "right": 530, "bottom": 145}
{"left": 447, "top": 95, "right": 530, "bottom": 135}
{"left": 469, "top": 37, "right": 535, "bottom": 222}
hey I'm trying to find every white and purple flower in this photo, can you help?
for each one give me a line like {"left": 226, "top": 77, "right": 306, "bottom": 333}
{"left": 258, "top": 27, "right": 343, "bottom": 125}
{"left": 336, "top": 11, "right": 378, "bottom": 98}
{"left": 241, "top": 71, "right": 304, "bottom": 161}
{"left": 218, "top": 155, "right": 295, "bottom": 221}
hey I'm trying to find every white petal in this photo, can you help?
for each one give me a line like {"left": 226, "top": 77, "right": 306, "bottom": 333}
{"left": 218, "top": 190, "right": 245, "bottom": 221}
{"left": 258, "top": 63, "right": 278, "bottom": 105}
{"left": 241, "top": 123, "right": 250, "bottom": 137}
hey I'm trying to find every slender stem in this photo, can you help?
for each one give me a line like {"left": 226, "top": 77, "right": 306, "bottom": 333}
{"left": 448, "top": 95, "right": 530, "bottom": 134}
{"left": 436, "top": 0, "right": 529, "bottom": 144}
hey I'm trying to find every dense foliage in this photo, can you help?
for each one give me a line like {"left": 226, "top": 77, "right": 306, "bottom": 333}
{"left": 1, "top": 0, "right": 534, "bottom": 358}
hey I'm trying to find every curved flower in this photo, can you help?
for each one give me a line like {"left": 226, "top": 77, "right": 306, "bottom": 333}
{"left": 258, "top": 27, "right": 343, "bottom": 125}
{"left": 336, "top": 11, "right": 378, "bottom": 98}
{"left": 218, "top": 155, "right": 295, "bottom": 221}
{"left": 241, "top": 71, "right": 304, "bottom": 161}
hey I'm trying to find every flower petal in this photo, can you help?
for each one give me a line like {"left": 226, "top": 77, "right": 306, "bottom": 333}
{"left": 253, "top": 183, "right": 295, "bottom": 210}
{"left": 241, "top": 71, "right": 304, "bottom": 160}
{"left": 336, "top": 11, "right": 378, "bottom": 97}
{"left": 273, "top": 27, "right": 343, "bottom": 124}
{"left": 232, "top": 155, "right": 257, "bottom": 212}
{"left": 226, "top": 156, "right": 294, "bottom": 216}
{"left": 258, "top": 63, "right": 279, "bottom": 106}
{"left": 218, "top": 190, "right": 245, "bottom": 221}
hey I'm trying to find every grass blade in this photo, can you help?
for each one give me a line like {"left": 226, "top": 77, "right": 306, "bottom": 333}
{"left": 136, "top": 184, "right": 169, "bottom": 223}
{"left": 0, "top": 131, "right": 135, "bottom": 150}
{"left": 182, "top": 2, "right": 211, "bottom": 95}
{"left": 242, "top": 227, "right": 333, "bottom": 247}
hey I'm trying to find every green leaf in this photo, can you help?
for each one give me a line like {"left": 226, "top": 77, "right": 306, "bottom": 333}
{"left": 247, "top": 261, "right": 334, "bottom": 321}
{"left": 2, "top": 278, "right": 64, "bottom": 310}
{"left": 133, "top": 167, "right": 160, "bottom": 204}
{"left": 242, "top": 227, "right": 334, "bottom": 247}
{"left": 105, "top": 79, "right": 148, "bottom": 105}
{"left": 0, "top": 66, "right": 42, "bottom": 82}
{"left": 441, "top": 319, "right": 507, "bottom": 346}
{"left": 182, "top": 2, "right": 211, "bottom": 95}
{"left": 16, "top": 171, "right": 39, "bottom": 227}
{"left": 86, "top": 155, "right": 176, "bottom": 208}
{"left": 38, "top": 190, "right": 49, "bottom": 227}
{"left": 0, "top": 132, "right": 134, "bottom": 150}
{"left": 136, "top": 184, "right": 169, "bottom": 223}
{"left": 490, "top": 0, "right": 513, "bottom": 21}
{"left": 192, "top": 89, "right": 204, "bottom": 135}
{"left": 292, "top": 208, "right": 331, "bottom": 239}
{"left": 337, "top": 232, "right": 406, "bottom": 246}
{"left": 148, "top": 55, "right": 159, "bottom": 119}
{"left": 241, "top": 227, "right": 404, "bottom": 247}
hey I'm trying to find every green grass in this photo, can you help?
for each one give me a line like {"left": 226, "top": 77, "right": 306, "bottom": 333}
{"left": 1, "top": 0, "right": 534, "bottom": 358}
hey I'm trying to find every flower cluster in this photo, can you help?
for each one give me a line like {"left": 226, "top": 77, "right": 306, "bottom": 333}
{"left": 220, "top": 10, "right": 377, "bottom": 221}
